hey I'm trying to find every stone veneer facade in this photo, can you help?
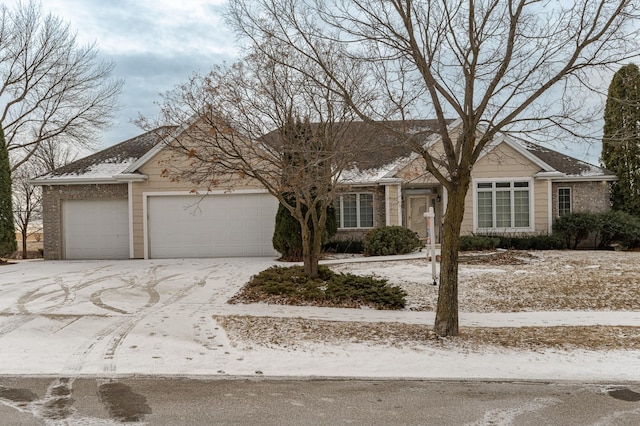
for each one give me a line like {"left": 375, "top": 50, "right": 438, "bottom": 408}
{"left": 41, "top": 183, "right": 128, "bottom": 260}
{"left": 551, "top": 181, "right": 611, "bottom": 218}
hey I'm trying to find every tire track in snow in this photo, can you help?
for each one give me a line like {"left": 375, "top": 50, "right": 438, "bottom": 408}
{"left": 11, "top": 273, "right": 121, "bottom": 315}
{"left": 0, "top": 314, "right": 35, "bottom": 337}
{"left": 54, "top": 265, "right": 196, "bottom": 375}
{"left": 101, "top": 272, "right": 203, "bottom": 373}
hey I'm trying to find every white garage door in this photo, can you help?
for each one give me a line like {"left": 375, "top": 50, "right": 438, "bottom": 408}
{"left": 63, "top": 199, "right": 129, "bottom": 260}
{"left": 147, "top": 193, "right": 278, "bottom": 258}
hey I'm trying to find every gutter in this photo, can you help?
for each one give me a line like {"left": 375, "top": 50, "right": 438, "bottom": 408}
{"left": 30, "top": 173, "right": 149, "bottom": 186}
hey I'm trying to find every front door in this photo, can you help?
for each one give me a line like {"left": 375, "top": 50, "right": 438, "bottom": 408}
{"left": 407, "top": 196, "right": 439, "bottom": 242}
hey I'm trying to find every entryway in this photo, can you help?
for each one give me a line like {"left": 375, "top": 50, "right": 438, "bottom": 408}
{"left": 406, "top": 195, "right": 440, "bottom": 243}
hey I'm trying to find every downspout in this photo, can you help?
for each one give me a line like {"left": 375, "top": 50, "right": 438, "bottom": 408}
{"left": 385, "top": 184, "right": 391, "bottom": 226}
{"left": 128, "top": 181, "right": 134, "bottom": 258}
{"left": 397, "top": 183, "right": 403, "bottom": 227}
{"left": 548, "top": 180, "right": 553, "bottom": 234}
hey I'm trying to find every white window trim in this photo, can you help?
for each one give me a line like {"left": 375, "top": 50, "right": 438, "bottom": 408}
{"left": 558, "top": 187, "right": 572, "bottom": 216}
{"left": 337, "top": 192, "right": 375, "bottom": 229}
{"left": 472, "top": 177, "right": 535, "bottom": 233}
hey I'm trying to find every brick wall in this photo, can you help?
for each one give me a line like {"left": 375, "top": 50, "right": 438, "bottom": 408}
{"left": 551, "top": 181, "right": 611, "bottom": 218}
{"left": 41, "top": 184, "right": 128, "bottom": 259}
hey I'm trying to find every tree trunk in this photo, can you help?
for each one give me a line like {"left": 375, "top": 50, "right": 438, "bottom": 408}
{"left": 300, "top": 219, "right": 319, "bottom": 277}
{"left": 21, "top": 231, "right": 28, "bottom": 259}
{"left": 434, "top": 178, "right": 469, "bottom": 337}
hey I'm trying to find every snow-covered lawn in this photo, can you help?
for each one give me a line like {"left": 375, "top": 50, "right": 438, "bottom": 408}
{"left": 0, "top": 251, "right": 639, "bottom": 380}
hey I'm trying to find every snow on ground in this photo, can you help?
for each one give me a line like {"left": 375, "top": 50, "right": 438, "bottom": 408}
{"left": 0, "top": 252, "right": 639, "bottom": 381}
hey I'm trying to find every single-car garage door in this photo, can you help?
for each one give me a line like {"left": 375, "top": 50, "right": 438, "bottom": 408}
{"left": 147, "top": 193, "right": 278, "bottom": 258}
{"left": 63, "top": 199, "right": 129, "bottom": 260}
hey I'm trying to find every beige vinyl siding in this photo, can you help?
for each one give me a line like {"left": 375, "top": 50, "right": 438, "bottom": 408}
{"left": 460, "top": 186, "right": 475, "bottom": 235}
{"left": 472, "top": 143, "right": 541, "bottom": 177}
{"left": 131, "top": 147, "right": 267, "bottom": 258}
{"left": 385, "top": 184, "right": 401, "bottom": 226}
{"left": 534, "top": 179, "right": 549, "bottom": 233}
{"left": 461, "top": 142, "right": 544, "bottom": 234}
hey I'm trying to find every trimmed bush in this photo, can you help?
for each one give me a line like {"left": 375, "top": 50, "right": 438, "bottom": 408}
{"left": 363, "top": 226, "right": 422, "bottom": 256}
{"left": 459, "top": 235, "right": 500, "bottom": 251}
{"left": 496, "top": 234, "right": 564, "bottom": 250}
{"left": 323, "top": 238, "right": 364, "bottom": 254}
{"left": 595, "top": 210, "right": 640, "bottom": 249}
{"left": 241, "top": 265, "right": 406, "bottom": 309}
{"left": 459, "top": 233, "right": 563, "bottom": 251}
{"left": 552, "top": 211, "right": 640, "bottom": 249}
{"left": 553, "top": 212, "right": 598, "bottom": 249}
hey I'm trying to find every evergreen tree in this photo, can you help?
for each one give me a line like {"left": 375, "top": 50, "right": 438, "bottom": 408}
{"left": 602, "top": 64, "right": 640, "bottom": 216}
{"left": 0, "top": 124, "right": 17, "bottom": 256}
{"left": 272, "top": 194, "right": 337, "bottom": 261}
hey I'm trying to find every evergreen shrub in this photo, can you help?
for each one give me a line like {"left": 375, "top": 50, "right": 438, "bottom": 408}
{"left": 363, "top": 226, "right": 422, "bottom": 256}
{"left": 553, "top": 212, "right": 598, "bottom": 249}
{"left": 458, "top": 235, "right": 500, "bottom": 251}
{"left": 323, "top": 238, "right": 364, "bottom": 254}
{"left": 245, "top": 265, "right": 406, "bottom": 309}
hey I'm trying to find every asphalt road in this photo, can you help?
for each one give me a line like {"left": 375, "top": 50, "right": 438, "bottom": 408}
{"left": 1, "top": 377, "right": 640, "bottom": 425}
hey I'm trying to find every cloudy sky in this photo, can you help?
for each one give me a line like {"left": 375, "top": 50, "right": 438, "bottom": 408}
{"left": 4, "top": 0, "right": 617, "bottom": 164}
{"left": 12, "top": 0, "right": 240, "bottom": 149}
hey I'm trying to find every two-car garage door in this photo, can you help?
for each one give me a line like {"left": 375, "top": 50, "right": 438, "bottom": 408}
{"left": 146, "top": 193, "right": 278, "bottom": 258}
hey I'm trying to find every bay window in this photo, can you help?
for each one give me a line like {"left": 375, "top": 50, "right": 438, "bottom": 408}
{"left": 475, "top": 180, "right": 531, "bottom": 230}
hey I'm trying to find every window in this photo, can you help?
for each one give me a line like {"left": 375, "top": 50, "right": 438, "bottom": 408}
{"left": 336, "top": 193, "right": 374, "bottom": 228}
{"left": 475, "top": 180, "right": 531, "bottom": 230}
{"left": 558, "top": 187, "right": 572, "bottom": 216}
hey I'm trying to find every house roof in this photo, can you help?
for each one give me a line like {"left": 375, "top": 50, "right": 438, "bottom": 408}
{"left": 261, "top": 119, "right": 453, "bottom": 183}
{"left": 31, "top": 127, "right": 176, "bottom": 184}
{"left": 347, "top": 119, "right": 453, "bottom": 171}
{"left": 517, "top": 139, "right": 613, "bottom": 178}
{"left": 32, "top": 120, "right": 614, "bottom": 185}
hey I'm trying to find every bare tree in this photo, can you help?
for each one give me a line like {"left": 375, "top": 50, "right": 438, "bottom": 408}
{"left": 0, "top": 0, "right": 122, "bottom": 172}
{"left": 12, "top": 138, "right": 75, "bottom": 259}
{"left": 228, "top": 0, "right": 640, "bottom": 336}
{"left": 143, "top": 47, "right": 369, "bottom": 277}
{"left": 12, "top": 161, "right": 41, "bottom": 259}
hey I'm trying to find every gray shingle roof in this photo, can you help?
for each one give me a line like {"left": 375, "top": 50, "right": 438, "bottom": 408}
{"left": 39, "top": 126, "right": 176, "bottom": 179}
{"left": 518, "top": 139, "right": 613, "bottom": 178}
{"left": 35, "top": 120, "right": 613, "bottom": 183}
{"left": 261, "top": 119, "right": 453, "bottom": 172}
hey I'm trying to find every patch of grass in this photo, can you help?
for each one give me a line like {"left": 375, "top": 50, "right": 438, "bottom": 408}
{"left": 230, "top": 265, "right": 406, "bottom": 310}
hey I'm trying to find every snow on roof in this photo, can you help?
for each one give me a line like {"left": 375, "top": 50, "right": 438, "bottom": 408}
{"left": 33, "top": 127, "right": 176, "bottom": 181}
{"left": 517, "top": 139, "right": 613, "bottom": 178}
{"left": 339, "top": 151, "right": 417, "bottom": 183}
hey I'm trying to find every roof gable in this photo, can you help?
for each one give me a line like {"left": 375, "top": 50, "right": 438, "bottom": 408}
{"left": 335, "top": 119, "right": 454, "bottom": 182}
{"left": 32, "top": 127, "right": 176, "bottom": 183}
{"left": 516, "top": 138, "right": 613, "bottom": 178}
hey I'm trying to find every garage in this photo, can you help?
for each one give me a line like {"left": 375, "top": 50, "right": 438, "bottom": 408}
{"left": 63, "top": 199, "right": 130, "bottom": 260}
{"left": 146, "top": 193, "right": 278, "bottom": 258}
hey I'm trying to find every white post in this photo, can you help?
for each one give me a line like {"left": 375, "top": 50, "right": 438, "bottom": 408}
{"left": 424, "top": 207, "right": 438, "bottom": 286}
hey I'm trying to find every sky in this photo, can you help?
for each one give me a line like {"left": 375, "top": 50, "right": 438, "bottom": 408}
{"left": 2, "top": 0, "right": 619, "bottom": 164}
{"left": 21, "top": 0, "right": 240, "bottom": 150}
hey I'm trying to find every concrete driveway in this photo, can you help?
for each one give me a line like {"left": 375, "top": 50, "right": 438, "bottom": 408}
{"left": 0, "top": 258, "right": 281, "bottom": 376}
{"left": 2, "top": 257, "right": 640, "bottom": 381}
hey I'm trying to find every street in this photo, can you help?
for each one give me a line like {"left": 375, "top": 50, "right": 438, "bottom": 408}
{"left": 1, "top": 377, "right": 639, "bottom": 425}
